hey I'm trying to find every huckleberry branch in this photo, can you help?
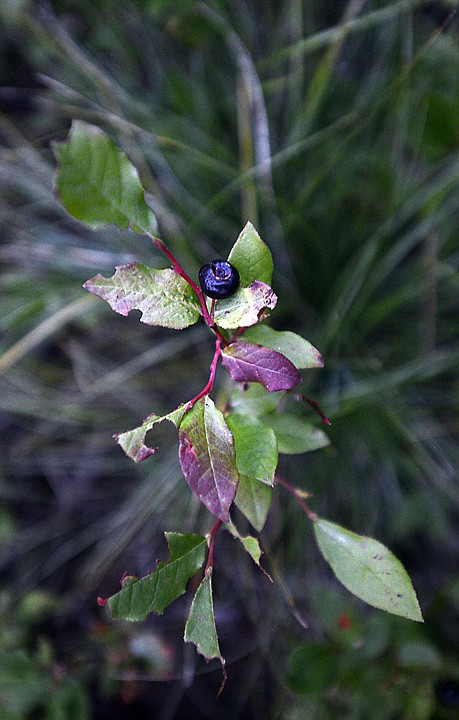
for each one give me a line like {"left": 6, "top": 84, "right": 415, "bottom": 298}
{"left": 53, "top": 120, "right": 423, "bottom": 693}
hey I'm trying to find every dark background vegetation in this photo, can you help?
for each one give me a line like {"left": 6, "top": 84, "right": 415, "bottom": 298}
{"left": 1, "top": 0, "right": 459, "bottom": 718}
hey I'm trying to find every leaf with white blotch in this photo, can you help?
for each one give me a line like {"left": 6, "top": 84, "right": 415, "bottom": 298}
{"left": 262, "top": 413, "right": 330, "bottom": 454}
{"left": 226, "top": 413, "right": 278, "bottom": 485}
{"left": 227, "top": 222, "right": 274, "bottom": 286}
{"left": 313, "top": 519, "right": 424, "bottom": 622}
{"left": 222, "top": 342, "right": 301, "bottom": 392}
{"left": 84, "top": 264, "right": 201, "bottom": 329}
{"left": 235, "top": 474, "right": 273, "bottom": 532}
{"left": 115, "top": 404, "right": 188, "bottom": 463}
{"left": 53, "top": 121, "right": 157, "bottom": 235}
{"left": 107, "top": 532, "right": 206, "bottom": 621}
{"left": 243, "top": 325, "right": 324, "bottom": 369}
{"left": 178, "top": 397, "right": 239, "bottom": 522}
{"left": 184, "top": 574, "right": 225, "bottom": 671}
{"left": 225, "top": 519, "right": 271, "bottom": 579}
{"left": 213, "top": 281, "right": 277, "bottom": 330}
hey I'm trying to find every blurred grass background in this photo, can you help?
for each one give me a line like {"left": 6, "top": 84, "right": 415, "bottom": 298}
{"left": 1, "top": 0, "right": 459, "bottom": 718}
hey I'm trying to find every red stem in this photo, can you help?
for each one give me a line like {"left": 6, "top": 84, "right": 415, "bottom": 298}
{"left": 275, "top": 475, "right": 318, "bottom": 521}
{"left": 150, "top": 235, "right": 228, "bottom": 344}
{"left": 186, "top": 338, "right": 222, "bottom": 409}
{"left": 205, "top": 519, "right": 222, "bottom": 576}
{"left": 300, "top": 394, "right": 331, "bottom": 425}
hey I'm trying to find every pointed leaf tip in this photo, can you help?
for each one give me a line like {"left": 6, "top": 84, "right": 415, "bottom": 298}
{"left": 227, "top": 223, "right": 274, "bottom": 286}
{"left": 184, "top": 574, "right": 225, "bottom": 667}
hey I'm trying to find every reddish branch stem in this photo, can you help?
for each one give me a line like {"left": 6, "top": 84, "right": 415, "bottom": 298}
{"left": 186, "top": 338, "right": 222, "bottom": 409}
{"left": 205, "top": 519, "right": 222, "bottom": 576}
{"left": 275, "top": 475, "right": 318, "bottom": 521}
{"left": 299, "top": 395, "right": 331, "bottom": 425}
{"left": 150, "top": 235, "right": 228, "bottom": 344}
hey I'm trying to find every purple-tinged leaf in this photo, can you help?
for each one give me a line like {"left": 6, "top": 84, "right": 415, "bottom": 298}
{"left": 84, "top": 263, "right": 201, "bottom": 329}
{"left": 178, "top": 397, "right": 239, "bottom": 522}
{"left": 222, "top": 341, "right": 301, "bottom": 392}
{"left": 115, "top": 404, "right": 187, "bottom": 463}
{"left": 107, "top": 532, "right": 207, "bottom": 621}
{"left": 184, "top": 574, "right": 225, "bottom": 674}
{"left": 243, "top": 325, "right": 324, "bottom": 369}
{"left": 213, "top": 281, "right": 277, "bottom": 330}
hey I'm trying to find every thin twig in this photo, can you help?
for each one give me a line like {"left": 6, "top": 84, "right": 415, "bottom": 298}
{"left": 276, "top": 476, "right": 318, "bottom": 521}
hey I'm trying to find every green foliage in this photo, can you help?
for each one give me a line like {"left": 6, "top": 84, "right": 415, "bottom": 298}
{"left": 243, "top": 325, "right": 324, "bottom": 369}
{"left": 313, "top": 519, "right": 423, "bottom": 622}
{"left": 227, "top": 222, "right": 274, "bottom": 286}
{"left": 234, "top": 473, "right": 273, "bottom": 531}
{"left": 50, "top": 118, "right": 424, "bottom": 671}
{"left": 2, "top": 0, "right": 459, "bottom": 714}
{"left": 226, "top": 412, "right": 278, "bottom": 485}
{"left": 108, "top": 532, "right": 207, "bottom": 620}
{"left": 184, "top": 574, "right": 224, "bottom": 667}
{"left": 84, "top": 264, "right": 201, "bottom": 329}
{"left": 53, "top": 120, "right": 157, "bottom": 234}
{"left": 262, "top": 413, "right": 330, "bottom": 454}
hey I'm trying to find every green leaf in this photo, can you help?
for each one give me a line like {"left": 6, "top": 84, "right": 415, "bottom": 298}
{"left": 225, "top": 413, "right": 278, "bottom": 485}
{"left": 234, "top": 474, "right": 273, "bottom": 532}
{"left": 107, "top": 532, "right": 206, "bottom": 621}
{"left": 243, "top": 325, "right": 324, "bottom": 369}
{"left": 84, "top": 264, "right": 201, "bottom": 329}
{"left": 53, "top": 121, "right": 157, "bottom": 235}
{"left": 262, "top": 413, "right": 330, "bottom": 454}
{"left": 227, "top": 222, "right": 274, "bottom": 286}
{"left": 313, "top": 519, "right": 423, "bottom": 622}
{"left": 225, "top": 520, "right": 270, "bottom": 577}
{"left": 184, "top": 574, "right": 225, "bottom": 667}
{"left": 115, "top": 404, "right": 188, "bottom": 462}
{"left": 213, "top": 281, "right": 277, "bottom": 329}
{"left": 178, "top": 397, "right": 239, "bottom": 522}
{"left": 230, "top": 382, "right": 284, "bottom": 417}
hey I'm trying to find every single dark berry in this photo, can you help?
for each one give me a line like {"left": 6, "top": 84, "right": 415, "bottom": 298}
{"left": 198, "top": 260, "right": 240, "bottom": 300}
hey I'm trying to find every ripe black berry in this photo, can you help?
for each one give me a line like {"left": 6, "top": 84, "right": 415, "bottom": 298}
{"left": 198, "top": 260, "right": 240, "bottom": 300}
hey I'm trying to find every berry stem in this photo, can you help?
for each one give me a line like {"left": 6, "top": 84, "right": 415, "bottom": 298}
{"left": 149, "top": 234, "right": 228, "bottom": 343}
{"left": 275, "top": 475, "right": 318, "bottom": 521}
